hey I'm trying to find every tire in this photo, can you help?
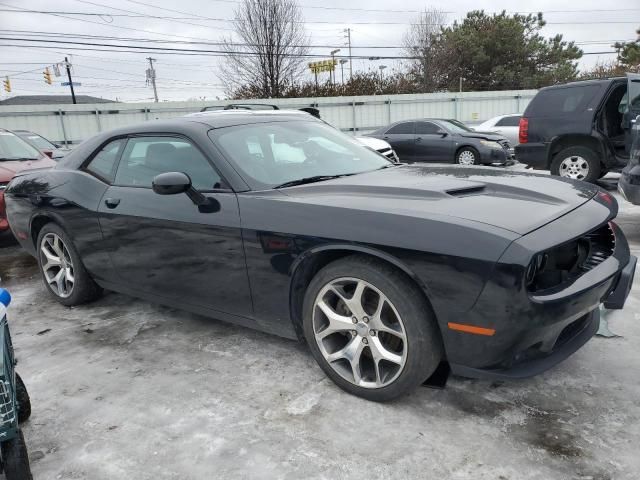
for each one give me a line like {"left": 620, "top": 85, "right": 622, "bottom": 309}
{"left": 302, "top": 255, "right": 443, "bottom": 402}
{"left": 1, "top": 430, "right": 33, "bottom": 480}
{"left": 456, "top": 147, "right": 482, "bottom": 165}
{"left": 550, "top": 146, "right": 601, "bottom": 183}
{"left": 36, "top": 223, "right": 102, "bottom": 306}
{"left": 15, "top": 374, "right": 30, "bottom": 424}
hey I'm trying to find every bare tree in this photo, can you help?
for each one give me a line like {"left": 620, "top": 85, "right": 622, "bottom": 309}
{"left": 403, "top": 8, "right": 448, "bottom": 92}
{"left": 220, "top": 0, "right": 309, "bottom": 98}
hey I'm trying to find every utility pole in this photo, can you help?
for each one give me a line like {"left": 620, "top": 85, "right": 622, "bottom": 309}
{"left": 65, "top": 57, "right": 76, "bottom": 104}
{"left": 146, "top": 57, "right": 159, "bottom": 103}
{"left": 459, "top": 77, "right": 463, "bottom": 93}
{"left": 344, "top": 28, "right": 352, "bottom": 81}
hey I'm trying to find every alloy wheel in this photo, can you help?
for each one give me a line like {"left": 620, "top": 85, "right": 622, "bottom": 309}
{"left": 40, "top": 233, "right": 75, "bottom": 298}
{"left": 312, "top": 277, "right": 407, "bottom": 389}
{"left": 559, "top": 156, "right": 589, "bottom": 180}
{"left": 457, "top": 150, "right": 476, "bottom": 165}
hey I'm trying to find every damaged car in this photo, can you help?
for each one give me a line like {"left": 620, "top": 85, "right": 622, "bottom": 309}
{"left": 3, "top": 110, "right": 636, "bottom": 401}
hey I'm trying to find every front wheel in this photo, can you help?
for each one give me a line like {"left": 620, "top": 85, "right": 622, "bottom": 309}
{"left": 302, "top": 255, "right": 443, "bottom": 402}
{"left": 1, "top": 430, "right": 33, "bottom": 480}
{"left": 550, "top": 146, "right": 601, "bottom": 183}
{"left": 456, "top": 147, "right": 480, "bottom": 165}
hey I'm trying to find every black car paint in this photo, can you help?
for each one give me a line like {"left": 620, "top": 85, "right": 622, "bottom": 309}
{"left": 516, "top": 76, "right": 635, "bottom": 171}
{"left": 4, "top": 112, "right": 634, "bottom": 377}
{"left": 367, "top": 119, "right": 510, "bottom": 164}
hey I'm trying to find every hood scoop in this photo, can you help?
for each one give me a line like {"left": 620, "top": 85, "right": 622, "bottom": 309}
{"left": 445, "top": 185, "right": 487, "bottom": 197}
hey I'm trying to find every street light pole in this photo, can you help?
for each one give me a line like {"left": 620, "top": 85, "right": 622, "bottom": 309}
{"left": 330, "top": 49, "right": 340, "bottom": 86}
{"left": 340, "top": 59, "right": 348, "bottom": 84}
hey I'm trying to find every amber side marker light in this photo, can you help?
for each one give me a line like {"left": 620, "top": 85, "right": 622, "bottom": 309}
{"left": 448, "top": 322, "right": 496, "bottom": 336}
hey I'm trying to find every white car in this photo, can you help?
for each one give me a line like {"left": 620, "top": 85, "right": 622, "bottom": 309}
{"left": 356, "top": 136, "right": 399, "bottom": 162}
{"left": 475, "top": 114, "right": 522, "bottom": 146}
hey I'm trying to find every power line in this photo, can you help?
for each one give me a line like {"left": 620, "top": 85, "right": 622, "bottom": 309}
{"left": 0, "top": 37, "right": 618, "bottom": 59}
{"left": 1, "top": 30, "right": 632, "bottom": 50}
{"left": 2, "top": 4, "right": 639, "bottom": 26}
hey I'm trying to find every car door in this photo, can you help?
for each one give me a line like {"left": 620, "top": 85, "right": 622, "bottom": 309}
{"left": 379, "top": 122, "right": 416, "bottom": 161}
{"left": 414, "top": 121, "right": 454, "bottom": 162}
{"left": 97, "top": 134, "right": 253, "bottom": 318}
{"left": 627, "top": 74, "right": 640, "bottom": 152}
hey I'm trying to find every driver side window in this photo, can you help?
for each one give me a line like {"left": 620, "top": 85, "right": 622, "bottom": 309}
{"left": 114, "top": 136, "right": 222, "bottom": 190}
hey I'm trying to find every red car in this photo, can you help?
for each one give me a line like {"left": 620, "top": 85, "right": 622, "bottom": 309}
{"left": 0, "top": 129, "right": 55, "bottom": 234}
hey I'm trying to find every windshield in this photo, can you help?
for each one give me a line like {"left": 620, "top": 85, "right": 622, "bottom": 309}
{"left": 210, "top": 121, "right": 390, "bottom": 189}
{"left": 440, "top": 120, "right": 473, "bottom": 133}
{"left": 20, "top": 133, "right": 56, "bottom": 150}
{"left": 0, "top": 131, "right": 42, "bottom": 160}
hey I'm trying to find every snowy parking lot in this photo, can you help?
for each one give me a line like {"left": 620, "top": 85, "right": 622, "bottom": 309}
{"left": 1, "top": 186, "right": 639, "bottom": 480}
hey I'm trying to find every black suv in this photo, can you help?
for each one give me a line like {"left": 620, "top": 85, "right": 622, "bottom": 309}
{"left": 516, "top": 74, "right": 640, "bottom": 183}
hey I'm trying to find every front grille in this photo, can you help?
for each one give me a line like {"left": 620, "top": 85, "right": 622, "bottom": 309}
{"left": 527, "top": 223, "right": 616, "bottom": 293}
{"left": 580, "top": 223, "right": 616, "bottom": 272}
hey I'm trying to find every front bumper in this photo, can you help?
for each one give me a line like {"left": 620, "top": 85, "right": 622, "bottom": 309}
{"left": 441, "top": 197, "right": 633, "bottom": 380}
{"left": 451, "top": 309, "right": 600, "bottom": 379}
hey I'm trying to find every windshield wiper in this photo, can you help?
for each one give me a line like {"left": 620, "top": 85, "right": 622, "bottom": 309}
{"left": 274, "top": 174, "right": 353, "bottom": 189}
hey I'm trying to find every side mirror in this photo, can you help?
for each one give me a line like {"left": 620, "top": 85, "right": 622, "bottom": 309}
{"left": 437, "top": 129, "right": 448, "bottom": 137}
{"left": 152, "top": 171, "right": 191, "bottom": 195}
{"left": 152, "top": 171, "right": 210, "bottom": 208}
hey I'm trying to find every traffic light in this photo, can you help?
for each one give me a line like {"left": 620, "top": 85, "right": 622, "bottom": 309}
{"left": 2, "top": 76, "right": 9, "bottom": 93}
{"left": 44, "top": 67, "right": 52, "bottom": 85}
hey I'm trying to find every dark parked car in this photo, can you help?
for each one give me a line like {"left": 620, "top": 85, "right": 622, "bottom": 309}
{"left": 366, "top": 118, "right": 513, "bottom": 165}
{"left": 516, "top": 74, "right": 640, "bottom": 183}
{"left": 13, "top": 130, "right": 69, "bottom": 160}
{"left": 4, "top": 111, "right": 636, "bottom": 401}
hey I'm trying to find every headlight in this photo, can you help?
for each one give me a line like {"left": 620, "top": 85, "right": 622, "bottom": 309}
{"left": 479, "top": 140, "right": 503, "bottom": 150}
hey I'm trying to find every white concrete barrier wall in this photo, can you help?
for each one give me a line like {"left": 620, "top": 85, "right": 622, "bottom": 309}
{"left": 0, "top": 90, "right": 537, "bottom": 145}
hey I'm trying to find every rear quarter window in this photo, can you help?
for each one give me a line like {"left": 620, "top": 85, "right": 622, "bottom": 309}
{"left": 525, "top": 84, "right": 602, "bottom": 117}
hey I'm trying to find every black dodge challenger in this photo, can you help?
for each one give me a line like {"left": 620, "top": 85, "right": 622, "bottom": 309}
{"left": 4, "top": 110, "right": 636, "bottom": 401}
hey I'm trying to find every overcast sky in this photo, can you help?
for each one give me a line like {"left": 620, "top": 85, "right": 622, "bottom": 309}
{"left": 0, "top": 0, "right": 638, "bottom": 102}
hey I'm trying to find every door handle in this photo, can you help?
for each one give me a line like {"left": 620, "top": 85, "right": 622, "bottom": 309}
{"left": 416, "top": 137, "right": 422, "bottom": 142}
{"left": 104, "top": 198, "right": 121, "bottom": 209}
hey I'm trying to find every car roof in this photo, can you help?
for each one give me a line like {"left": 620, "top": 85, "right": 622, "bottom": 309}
{"left": 539, "top": 77, "right": 626, "bottom": 91}
{"left": 94, "top": 109, "right": 320, "bottom": 139}
{"left": 184, "top": 109, "right": 317, "bottom": 127}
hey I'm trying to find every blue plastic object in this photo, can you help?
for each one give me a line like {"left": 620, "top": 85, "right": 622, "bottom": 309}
{"left": 0, "top": 288, "right": 11, "bottom": 308}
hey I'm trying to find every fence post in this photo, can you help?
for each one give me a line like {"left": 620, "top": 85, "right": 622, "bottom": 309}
{"left": 387, "top": 99, "right": 392, "bottom": 125}
{"left": 95, "top": 109, "right": 102, "bottom": 132}
{"left": 351, "top": 100, "right": 357, "bottom": 135}
{"left": 515, "top": 94, "right": 521, "bottom": 113}
{"left": 57, "top": 110, "right": 68, "bottom": 145}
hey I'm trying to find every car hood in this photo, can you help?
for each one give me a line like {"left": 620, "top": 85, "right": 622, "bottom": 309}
{"left": 0, "top": 157, "right": 56, "bottom": 181}
{"left": 457, "top": 131, "right": 506, "bottom": 142}
{"left": 279, "top": 165, "right": 599, "bottom": 235}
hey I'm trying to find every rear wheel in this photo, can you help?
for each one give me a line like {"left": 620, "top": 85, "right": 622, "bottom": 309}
{"left": 36, "top": 223, "right": 102, "bottom": 306}
{"left": 1, "top": 430, "right": 33, "bottom": 480}
{"left": 302, "top": 255, "right": 442, "bottom": 402}
{"left": 550, "top": 146, "right": 601, "bottom": 183}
